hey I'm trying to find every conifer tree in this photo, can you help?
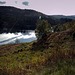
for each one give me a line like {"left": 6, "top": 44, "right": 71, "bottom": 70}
{"left": 35, "top": 20, "right": 51, "bottom": 40}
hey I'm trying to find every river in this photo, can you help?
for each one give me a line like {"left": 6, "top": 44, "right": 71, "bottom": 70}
{"left": 0, "top": 30, "right": 37, "bottom": 45}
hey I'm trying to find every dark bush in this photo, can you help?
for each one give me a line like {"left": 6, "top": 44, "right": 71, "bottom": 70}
{"left": 72, "top": 31, "right": 75, "bottom": 40}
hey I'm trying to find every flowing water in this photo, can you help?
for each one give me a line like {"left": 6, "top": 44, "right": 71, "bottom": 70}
{"left": 0, "top": 30, "right": 37, "bottom": 45}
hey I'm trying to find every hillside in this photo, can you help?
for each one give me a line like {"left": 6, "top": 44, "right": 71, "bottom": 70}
{"left": 0, "top": 6, "right": 53, "bottom": 33}
{"left": 0, "top": 6, "right": 73, "bottom": 33}
{"left": 52, "top": 15, "right": 75, "bottom": 20}
{"left": 0, "top": 21, "right": 75, "bottom": 75}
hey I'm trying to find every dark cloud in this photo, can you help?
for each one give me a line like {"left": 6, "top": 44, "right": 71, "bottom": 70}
{"left": 0, "top": 1, "right": 6, "bottom": 4}
{"left": 22, "top": 1, "right": 29, "bottom": 6}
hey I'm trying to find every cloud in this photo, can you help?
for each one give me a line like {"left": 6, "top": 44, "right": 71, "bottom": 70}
{"left": 0, "top": 1, "right": 6, "bottom": 4}
{"left": 22, "top": 1, "right": 29, "bottom": 6}
{"left": 15, "top": 1, "right": 18, "bottom": 4}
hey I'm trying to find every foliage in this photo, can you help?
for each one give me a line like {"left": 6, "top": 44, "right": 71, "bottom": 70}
{"left": 53, "top": 24, "right": 65, "bottom": 32}
{"left": 53, "top": 20, "right": 75, "bottom": 32}
{"left": 35, "top": 20, "right": 51, "bottom": 40}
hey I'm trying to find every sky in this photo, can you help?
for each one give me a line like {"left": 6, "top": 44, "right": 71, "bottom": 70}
{"left": 0, "top": 0, "right": 75, "bottom": 15}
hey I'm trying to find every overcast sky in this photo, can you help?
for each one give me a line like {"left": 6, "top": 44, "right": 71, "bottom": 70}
{"left": 0, "top": 0, "right": 75, "bottom": 15}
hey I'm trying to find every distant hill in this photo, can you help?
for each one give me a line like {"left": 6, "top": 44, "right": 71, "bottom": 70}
{"left": 0, "top": 6, "right": 74, "bottom": 33}
{"left": 52, "top": 15, "right": 75, "bottom": 20}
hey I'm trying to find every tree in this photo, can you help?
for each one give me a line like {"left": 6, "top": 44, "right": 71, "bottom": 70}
{"left": 35, "top": 20, "right": 51, "bottom": 40}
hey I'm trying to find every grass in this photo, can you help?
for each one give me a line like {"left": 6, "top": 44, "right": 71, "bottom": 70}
{"left": 0, "top": 29, "right": 75, "bottom": 75}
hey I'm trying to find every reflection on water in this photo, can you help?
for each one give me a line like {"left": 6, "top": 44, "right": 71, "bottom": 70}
{"left": 0, "top": 30, "right": 37, "bottom": 45}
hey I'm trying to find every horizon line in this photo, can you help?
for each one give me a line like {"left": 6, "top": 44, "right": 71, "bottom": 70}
{"left": 0, "top": 5, "right": 75, "bottom": 16}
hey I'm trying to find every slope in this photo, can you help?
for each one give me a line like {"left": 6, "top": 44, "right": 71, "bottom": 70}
{"left": 0, "top": 21, "right": 75, "bottom": 75}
